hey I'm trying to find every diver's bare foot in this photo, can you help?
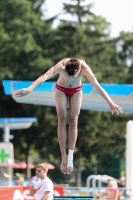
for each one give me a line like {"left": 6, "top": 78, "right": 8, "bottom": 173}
{"left": 60, "top": 156, "right": 67, "bottom": 174}
{"left": 67, "top": 159, "right": 73, "bottom": 174}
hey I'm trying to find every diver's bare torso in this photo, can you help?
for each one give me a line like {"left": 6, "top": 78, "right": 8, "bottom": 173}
{"left": 56, "top": 58, "right": 86, "bottom": 88}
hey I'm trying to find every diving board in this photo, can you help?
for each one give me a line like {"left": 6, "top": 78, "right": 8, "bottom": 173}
{"left": 2, "top": 80, "right": 133, "bottom": 114}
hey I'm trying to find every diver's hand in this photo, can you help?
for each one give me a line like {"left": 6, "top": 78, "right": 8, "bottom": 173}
{"left": 109, "top": 103, "right": 123, "bottom": 115}
{"left": 15, "top": 88, "right": 31, "bottom": 97}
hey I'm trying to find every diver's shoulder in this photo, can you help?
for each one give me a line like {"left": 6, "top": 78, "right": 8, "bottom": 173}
{"left": 61, "top": 58, "right": 70, "bottom": 65}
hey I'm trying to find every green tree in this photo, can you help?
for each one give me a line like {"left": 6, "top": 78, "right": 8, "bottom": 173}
{"left": 0, "top": 0, "right": 61, "bottom": 178}
{"left": 117, "top": 32, "right": 133, "bottom": 83}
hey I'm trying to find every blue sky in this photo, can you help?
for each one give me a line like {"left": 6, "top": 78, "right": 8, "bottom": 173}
{"left": 43, "top": 0, "right": 133, "bottom": 37}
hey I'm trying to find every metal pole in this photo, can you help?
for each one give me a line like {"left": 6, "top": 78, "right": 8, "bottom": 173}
{"left": 92, "top": 175, "right": 102, "bottom": 188}
{"left": 4, "top": 124, "right": 10, "bottom": 142}
{"left": 8, "top": 165, "right": 12, "bottom": 186}
{"left": 27, "top": 155, "right": 31, "bottom": 178}
{"left": 7, "top": 158, "right": 13, "bottom": 186}
{"left": 86, "top": 175, "right": 96, "bottom": 188}
{"left": 4, "top": 123, "right": 12, "bottom": 185}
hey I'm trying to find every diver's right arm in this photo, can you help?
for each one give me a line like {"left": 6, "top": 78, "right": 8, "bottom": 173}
{"left": 15, "top": 61, "right": 63, "bottom": 97}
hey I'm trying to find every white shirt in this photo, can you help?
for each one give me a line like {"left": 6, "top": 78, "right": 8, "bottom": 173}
{"left": 34, "top": 177, "right": 53, "bottom": 200}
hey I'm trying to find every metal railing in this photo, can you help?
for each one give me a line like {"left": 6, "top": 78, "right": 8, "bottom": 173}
{"left": 63, "top": 187, "right": 133, "bottom": 200}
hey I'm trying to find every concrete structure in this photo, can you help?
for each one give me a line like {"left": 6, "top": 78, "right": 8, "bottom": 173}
{"left": 0, "top": 117, "right": 37, "bottom": 142}
{"left": 2, "top": 80, "right": 133, "bottom": 114}
{"left": 126, "top": 120, "right": 133, "bottom": 196}
{"left": 0, "top": 117, "right": 37, "bottom": 186}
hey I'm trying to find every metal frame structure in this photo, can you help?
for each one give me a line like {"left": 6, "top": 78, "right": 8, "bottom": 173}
{"left": 0, "top": 118, "right": 37, "bottom": 142}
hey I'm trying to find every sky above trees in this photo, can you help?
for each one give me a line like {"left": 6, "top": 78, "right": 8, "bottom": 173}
{"left": 44, "top": 0, "right": 133, "bottom": 37}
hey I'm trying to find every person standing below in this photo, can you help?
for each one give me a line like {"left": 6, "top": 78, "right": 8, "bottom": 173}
{"left": 107, "top": 179, "right": 119, "bottom": 200}
{"left": 29, "top": 163, "right": 53, "bottom": 200}
{"left": 15, "top": 58, "right": 123, "bottom": 175}
{"left": 119, "top": 171, "right": 126, "bottom": 188}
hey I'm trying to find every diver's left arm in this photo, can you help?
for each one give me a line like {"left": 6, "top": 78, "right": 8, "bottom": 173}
{"left": 82, "top": 63, "right": 123, "bottom": 115}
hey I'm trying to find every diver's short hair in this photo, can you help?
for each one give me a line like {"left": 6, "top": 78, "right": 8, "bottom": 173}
{"left": 65, "top": 58, "right": 81, "bottom": 77}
